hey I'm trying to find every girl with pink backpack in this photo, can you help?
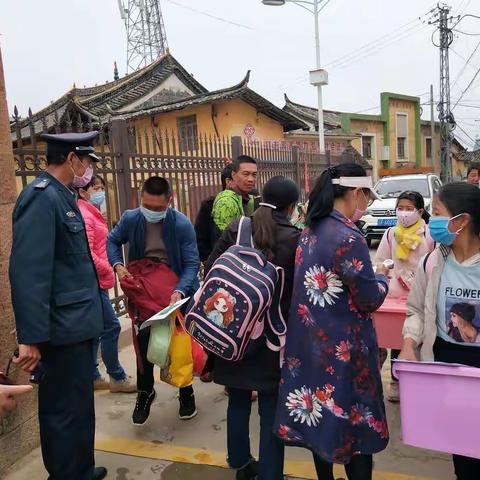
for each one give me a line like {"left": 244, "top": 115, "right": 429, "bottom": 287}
{"left": 204, "top": 176, "right": 301, "bottom": 480}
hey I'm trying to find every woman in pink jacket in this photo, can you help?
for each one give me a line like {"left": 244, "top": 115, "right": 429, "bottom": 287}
{"left": 375, "top": 190, "right": 435, "bottom": 401}
{"left": 78, "top": 175, "right": 135, "bottom": 393}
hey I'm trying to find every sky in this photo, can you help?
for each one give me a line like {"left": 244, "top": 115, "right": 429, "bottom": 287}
{"left": 1, "top": 0, "right": 479, "bottom": 149}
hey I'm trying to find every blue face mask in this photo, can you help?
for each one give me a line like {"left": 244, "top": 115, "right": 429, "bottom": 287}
{"left": 90, "top": 191, "right": 105, "bottom": 207}
{"left": 140, "top": 206, "right": 167, "bottom": 223}
{"left": 429, "top": 215, "right": 464, "bottom": 246}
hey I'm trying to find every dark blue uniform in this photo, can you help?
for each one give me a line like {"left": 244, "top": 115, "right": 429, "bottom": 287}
{"left": 9, "top": 171, "right": 103, "bottom": 479}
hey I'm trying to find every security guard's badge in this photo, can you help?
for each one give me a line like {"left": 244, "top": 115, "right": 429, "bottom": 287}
{"left": 66, "top": 211, "right": 76, "bottom": 218}
{"left": 34, "top": 179, "right": 50, "bottom": 189}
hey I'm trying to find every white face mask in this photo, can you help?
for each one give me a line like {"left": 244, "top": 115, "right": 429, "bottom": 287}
{"left": 396, "top": 209, "right": 421, "bottom": 228}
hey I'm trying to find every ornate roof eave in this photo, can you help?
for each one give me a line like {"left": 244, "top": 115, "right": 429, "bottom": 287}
{"left": 80, "top": 52, "right": 208, "bottom": 115}
{"left": 284, "top": 93, "right": 318, "bottom": 116}
{"left": 283, "top": 93, "right": 343, "bottom": 129}
{"left": 72, "top": 99, "right": 100, "bottom": 121}
{"left": 108, "top": 72, "right": 251, "bottom": 119}
{"left": 11, "top": 92, "right": 73, "bottom": 132}
{"left": 119, "top": 71, "right": 306, "bottom": 131}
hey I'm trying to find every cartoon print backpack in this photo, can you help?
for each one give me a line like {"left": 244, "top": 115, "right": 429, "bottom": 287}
{"left": 184, "top": 217, "right": 286, "bottom": 361}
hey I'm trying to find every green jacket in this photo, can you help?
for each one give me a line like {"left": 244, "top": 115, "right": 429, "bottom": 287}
{"left": 212, "top": 189, "right": 255, "bottom": 232}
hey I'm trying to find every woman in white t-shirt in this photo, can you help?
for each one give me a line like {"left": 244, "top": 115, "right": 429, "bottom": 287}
{"left": 399, "top": 182, "right": 480, "bottom": 480}
{"left": 375, "top": 191, "right": 435, "bottom": 402}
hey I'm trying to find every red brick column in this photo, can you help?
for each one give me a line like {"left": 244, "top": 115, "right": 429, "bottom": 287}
{"left": 0, "top": 45, "right": 39, "bottom": 475}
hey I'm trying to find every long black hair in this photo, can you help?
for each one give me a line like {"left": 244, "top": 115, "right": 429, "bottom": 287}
{"left": 306, "top": 163, "right": 367, "bottom": 228}
{"left": 252, "top": 176, "right": 299, "bottom": 259}
{"left": 437, "top": 182, "right": 480, "bottom": 235}
{"left": 396, "top": 190, "right": 430, "bottom": 224}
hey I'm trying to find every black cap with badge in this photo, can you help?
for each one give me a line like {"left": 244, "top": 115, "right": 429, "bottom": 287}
{"left": 41, "top": 131, "right": 101, "bottom": 164}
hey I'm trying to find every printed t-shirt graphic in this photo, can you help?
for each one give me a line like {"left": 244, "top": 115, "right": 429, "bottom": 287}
{"left": 437, "top": 255, "right": 480, "bottom": 346}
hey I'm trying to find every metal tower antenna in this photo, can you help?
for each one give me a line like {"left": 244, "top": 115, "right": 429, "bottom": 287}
{"left": 431, "top": 4, "right": 456, "bottom": 182}
{"left": 118, "top": 0, "right": 169, "bottom": 73}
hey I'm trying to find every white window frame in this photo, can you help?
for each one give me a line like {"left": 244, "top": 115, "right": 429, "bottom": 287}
{"left": 395, "top": 112, "right": 409, "bottom": 161}
{"left": 361, "top": 133, "right": 376, "bottom": 162}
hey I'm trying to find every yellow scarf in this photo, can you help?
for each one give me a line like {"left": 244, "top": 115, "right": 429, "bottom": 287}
{"left": 394, "top": 218, "right": 424, "bottom": 261}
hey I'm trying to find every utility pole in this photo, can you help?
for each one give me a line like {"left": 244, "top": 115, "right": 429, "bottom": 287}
{"left": 312, "top": 0, "right": 327, "bottom": 156}
{"left": 430, "top": 84, "right": 435, "bottom": 167}
{"left": 262, "top": 0, "right": 328, "bottom": 157}
{"left": 432, "top": 4, "right": 456, "bottom": 182}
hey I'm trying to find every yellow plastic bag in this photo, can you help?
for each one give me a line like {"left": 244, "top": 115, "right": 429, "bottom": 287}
{"left": 160, "top": 315, "right": 193, "bottom": 388}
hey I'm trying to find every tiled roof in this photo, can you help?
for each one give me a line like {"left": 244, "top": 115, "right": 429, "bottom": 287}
{"left": 81, "top": 53, "right": 207, "bottom": 116}
{"left": 124, "top": 72, "right": 307, "bottom": 131}
{"left": 283, "top": 94, "right": 343, "bottom": 130}
{"left": 11, "top": 55, "right": 305, "bottom": 138}
{"left": 458, "top": 150, "right": 480, "bottom": 163}
{"left": 11, "top": 52, "right": 207, "bottom": 139}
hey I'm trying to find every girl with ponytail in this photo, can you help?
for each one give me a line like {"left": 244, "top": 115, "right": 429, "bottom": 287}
{"left": 205, "top": 176, "right": 301, "bottom": 480}
{"left": 275, "top": 164, "right": 390, "bottom": 480}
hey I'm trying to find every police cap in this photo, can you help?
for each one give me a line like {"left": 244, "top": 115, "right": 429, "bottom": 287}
{"left": 41, "top": 131, "right": 101, "bottom": 162}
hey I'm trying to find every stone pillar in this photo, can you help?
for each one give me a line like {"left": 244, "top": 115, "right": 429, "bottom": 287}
{"left": 0, "top": 45, "right": 39, "bottom": 475}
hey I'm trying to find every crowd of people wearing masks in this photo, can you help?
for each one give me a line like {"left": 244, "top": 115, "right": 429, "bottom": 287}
{"left": 2, "top": 130, "right": 480, "bottom": 480}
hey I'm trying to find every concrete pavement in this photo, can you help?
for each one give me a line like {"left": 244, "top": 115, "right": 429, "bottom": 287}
{"left": 5, "top": 343, "right": 455, "bottom": 480}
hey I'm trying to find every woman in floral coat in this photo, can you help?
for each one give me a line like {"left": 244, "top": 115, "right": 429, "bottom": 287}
{"left": 274, "top": 164, "right": 390, "bottom": 480}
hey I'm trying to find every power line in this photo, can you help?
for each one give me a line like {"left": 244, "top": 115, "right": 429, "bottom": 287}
{"left": 453, "top": 65, "right": 480, "bottom": 110}
{"left": 455, "top": 0, "right": 472, "bottom": 16}
{"left": 454, "top": 28, "right": 480, "bottom": 36}
{"left": 272, "top": 6, "right": 437, "bottom": 93}
{"left": 354, "top": 91, "right": 431, "bottom": 114}
{"left": 451, "top": 40, "right": 480, "bottom": 88}
{"left": 331, "top": 22, "right": 431, "bottom": 71}
{"left": 456, "top": 103, "right": 480, "bottom": 109}
{"left": 324, "top": 12, "right": 435, "bottom": 70}
{"left": 456, "top": 122, "right": 477, "bottom": 144}
{"left": 166, "top": 0, "right": 254, "bottom": 30}
{"left": 323, "top": 18, "right": 421, "bottom": 68}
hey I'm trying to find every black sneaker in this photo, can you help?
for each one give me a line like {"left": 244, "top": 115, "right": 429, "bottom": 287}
{"left": 132, "top": 389, "right": 156, "bottom": 425}
{"left": 92, "top": 466, "right": 108, "bottom": 480}
{"left": 179, "top": 393, "right": 197, "bottom": 420}
{"left": 236, "top": 460, "right": 259, "bottom": 480}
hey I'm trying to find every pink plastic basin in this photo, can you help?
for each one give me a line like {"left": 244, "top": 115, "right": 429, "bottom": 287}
{"left": 393, "top": 360, "right": 480, "bottom": 459}
{"left": 372, "top": 297, "right": 407, "bottom": 349}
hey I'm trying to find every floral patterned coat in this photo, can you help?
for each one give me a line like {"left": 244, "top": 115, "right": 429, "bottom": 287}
{"left": 274, "top": 210, "right": 389, "bottom": 464}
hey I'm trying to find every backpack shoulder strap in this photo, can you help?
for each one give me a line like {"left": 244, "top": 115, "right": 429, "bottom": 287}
{"left": 422, "top": 251, "right": 434, "bottom": 275}
{"left": 423, "top": 246, "right": 448, "bottom": 279}
{"left": 236, "top": 216, "right": 254, "bottom": 248}
{"left": 265, "top": 266, "right": 287, "bottom": 351}
{"left": 386, "top": 227, "right": 393, "bottom": 248}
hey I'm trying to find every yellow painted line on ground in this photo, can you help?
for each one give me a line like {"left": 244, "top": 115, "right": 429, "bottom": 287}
{"left": 95, "top": 434, "right": 434, "bottom": 480}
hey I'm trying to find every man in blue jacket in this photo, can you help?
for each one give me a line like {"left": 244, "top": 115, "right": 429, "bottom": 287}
{"left": 107, "top": 176, "right": 200, "bottom": 424}
{"left": 9, "top": 132, "right": 107, "bottom": 480}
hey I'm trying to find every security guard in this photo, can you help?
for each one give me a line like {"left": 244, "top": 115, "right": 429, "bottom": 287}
{"left": 9, "top": 132, "right": 107, "bottom": 480}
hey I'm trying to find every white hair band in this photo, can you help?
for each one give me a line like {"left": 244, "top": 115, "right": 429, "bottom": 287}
{"left": 331, "top": 176, "right": 374, "bottom": 188}
{"left": 259, "top": 202, "right": 277, "bottom": 210}
{"left": 331, "top": 176, "right": 381, "bottom": 200}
